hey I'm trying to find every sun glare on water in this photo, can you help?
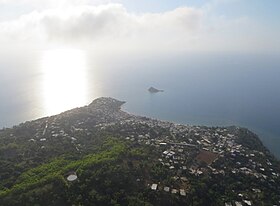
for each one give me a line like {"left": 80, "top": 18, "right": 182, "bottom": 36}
{"left": 41, "top": 48, "right": 88, "bottom": 116}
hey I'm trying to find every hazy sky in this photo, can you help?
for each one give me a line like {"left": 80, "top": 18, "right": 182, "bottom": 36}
{"left": 0, "top": 0, "right": 279, "bottom": 54}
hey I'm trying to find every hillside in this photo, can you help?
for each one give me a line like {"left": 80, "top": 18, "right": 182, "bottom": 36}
{"left": 0, "top": 97, "right": 279, "bottom": 206}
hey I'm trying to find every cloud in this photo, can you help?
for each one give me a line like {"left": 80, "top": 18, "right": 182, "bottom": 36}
{"left": 0, "top": 4, "right": 204, "bottom": 52}
{"left": 0, "top": 2, "right": 278, "bottom": 53}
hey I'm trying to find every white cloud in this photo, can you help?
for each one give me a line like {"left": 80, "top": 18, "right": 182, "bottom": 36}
{"left": 0, "top": 4, "right": 203, "bottom": 52}
{"left": 0, "top": 2, "right": 278, "bottom": 53}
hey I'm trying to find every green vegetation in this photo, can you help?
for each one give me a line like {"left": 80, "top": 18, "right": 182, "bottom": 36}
{"left": 0, "top": 138, "right": 124, "bottom": 197}
{"left": 0, "top": 98, "right": 279, "bottom": 205}
{"left": 0, "top": 138, "right": 186, "bottom": 206}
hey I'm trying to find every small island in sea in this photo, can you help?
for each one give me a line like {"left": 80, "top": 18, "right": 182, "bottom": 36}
{"left": 148, "top": 86, "right": 164, "bottom": 93}
{"left": 0, "top": 97, "right": 279, "bottom": 206}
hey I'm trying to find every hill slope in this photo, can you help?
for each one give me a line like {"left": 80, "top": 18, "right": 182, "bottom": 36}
{"left": 0, "top": 97, "right": 279, "bottom": 206}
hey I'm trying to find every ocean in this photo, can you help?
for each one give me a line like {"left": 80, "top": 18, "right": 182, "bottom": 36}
{"left": 0, "top": 51, "right": 280, "bottom": 158}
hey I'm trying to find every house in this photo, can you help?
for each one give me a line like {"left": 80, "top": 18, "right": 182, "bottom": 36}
{"left": 180, "top": 189, "right": 186, "bottom": 196}
{"left": 235, "top": 201, "right": 242, "bottom": 206}
{"left": 171, "top": 189, "right": 178, "bottom": 194}
{"left": 164, "top": 187, "right": 170, "bottom": 192}
{"left": 151, "top": 184, "right": 158, "bottom": 190}
{"left": 243, "top": 200, "right": 252, "bottom": 206}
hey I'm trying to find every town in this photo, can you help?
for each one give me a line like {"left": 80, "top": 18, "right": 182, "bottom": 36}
{"left": 1, "top": 97, "right": 280, "bottom": 206}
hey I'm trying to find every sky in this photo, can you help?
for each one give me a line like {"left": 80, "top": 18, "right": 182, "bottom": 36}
{"left": 0, "top": 0, "right": 279, "bottom": 54}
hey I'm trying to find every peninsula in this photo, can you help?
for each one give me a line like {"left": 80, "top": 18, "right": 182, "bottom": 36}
{"left": 0, "top": 97, "right": 279, "bottom": 206}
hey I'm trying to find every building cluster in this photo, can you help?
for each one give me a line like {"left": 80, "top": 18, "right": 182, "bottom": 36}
{"left": 9, "top": 97, "right": 279, "bottom": 205}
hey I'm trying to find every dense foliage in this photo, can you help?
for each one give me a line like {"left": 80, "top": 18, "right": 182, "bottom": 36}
{"left": 0, "top": 138, "right": 187, "bottom": 206}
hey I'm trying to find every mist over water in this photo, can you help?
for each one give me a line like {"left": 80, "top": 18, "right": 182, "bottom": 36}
{"left": 1, "top": 52, "right": 280, "bottom": 158}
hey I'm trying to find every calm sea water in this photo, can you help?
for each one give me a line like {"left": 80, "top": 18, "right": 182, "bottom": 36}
{"left": 1, "top": 51, "right": 280, "bottom": 158}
